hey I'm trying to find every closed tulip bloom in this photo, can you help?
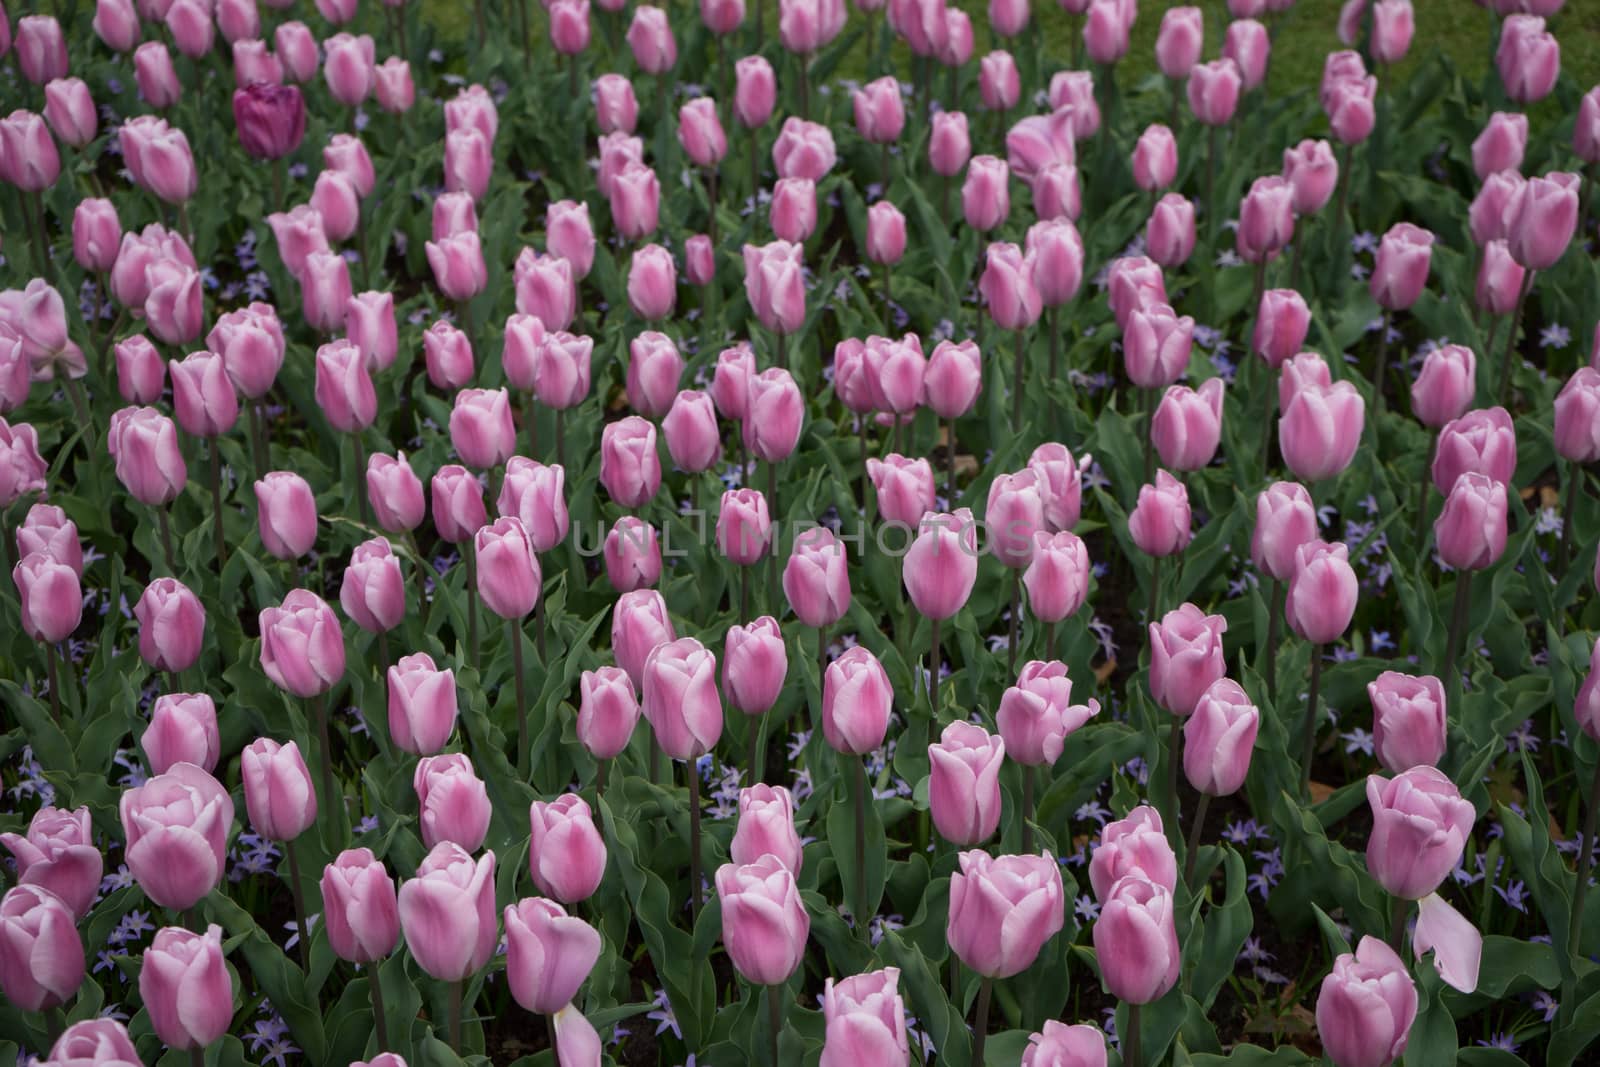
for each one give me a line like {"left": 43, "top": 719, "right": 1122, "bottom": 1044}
{"left": 43, "top": 78, "right": 95, "bottom": 148}
{"left": 684, "top": 233, "right": 715, "bottom": 286}
{"left": 962, "top": 155, "right": 1011, "bottom": 232}
{"left": 367, "top": 452, "right": 425, "bottom": 533}
{"left": 1435, "top": 473, "right": 1508, "bottom": 571}
{"left": 427, "top": 231, "right": 489, "bottom": 303}
{"left": 108, "top": 406, "right": 187, "bottom": 506}
{"left": 785, "top": 526, "right": 852, "bottom": 628}
{"left": 820, "top": 968, "right": 909, "bottom": 1067}
{"left": 258, "top": 589, "right": 345, "bottom": 697}
{"left": 1475, "top": 240, "right": 1525, "bottom": 317}
{"left": 309, "top": 339, "right": 374, "bottom": 434}
{"left": 998, "top": 659, "right": 1099, "bottom": 766}
{"left": 1183, "top": 678, "right": 1259, "bottom": 796}
{"left": 1131, "top": 123, "right": 1177, "bottom": 193}
{"left": 597, "top": 132, "right": 644, "bottom": 198}
{"left": 94, "top": 0, "right": 142, "bottom": 52}
{"left": 1370, "top": 223, "right": 1434, "bottom": 309}
{"left": 1147, "top": 602, "right": 1227, "bottom": 717}
{"left": 730, "top": 785, "right": 802, "bottom": 873}
{"left": 980, "top": 50, "right": 1022, "bottom": 111}
{"left": 988, "top": 0, "right": 1029, "bottom": 36}
{"left": 1142, "top": 193, "right": 1194, "bottom": 268}
{"left": 715, "top": 853, "right": 810, "bottom": 985}
{"left": 723, "top": 616, "right": 788, "bottom": 716}
{"left": 1222, "top": 18, "right": 1269, "bottom": 90}
{"left": 443, "top": 84, "right": 499, "bottom": 143}
{"left": 1088, "top": 806, "right": 1176, "bottom": 899}
{"left": 1366, "top": 671, "right": 1447, "bottom": 773}
{"left": 702, "top": 0, "right": 745, "bottom": 33}
{"left": 867, "top": 455, "right": 935, "bottom": 527}
{"left": 264, "top": 205, "right": 330, "bottom": 282}
{"left": 1431, "top": 407, "right": 1516, "bottom": 494}
{"left": 831, "top": 338, "right": 874, "bottom": 414}
{"left": 232, "top": 37, "right": 281, "bottom": 87}
{"left": 254, "top": 471, "right": 317, "bottom": 560}
{"left": 1555, "top": 368, "right": 1600, "bottom": 462}
{"left": 72, "top": 198, "right": 122, "bottom": 275}
{"left": 1007, "top": 113, "right": 1077, "bottom": 190}
{"left": 1252, "top": 481, "right": 1316, "bottom": 582}
{"left": 134, "top": 577, "right": 204, "bottom": 672}
{"left": 742, "top": 240, "right": 807, "bottom": 334}
{"left": 513, "top": 251, "right": 576, "bottom": 333}
{"left": 141, "top": 261, "right": 204, "bottom": 347}
{"left": 1128, "top": 471, "right": 1193, "bottom": 558}
{"left": 1578, "top": 639, "right": 1600, "bottom": 742}
{"left": 527, "top": 795, "right": 607, "bottom": 903}
{"left": 398, "top": 843, "right": 498, "bottom": 982}
{"left": 678, "top": 97, "right": 727, "bottom": 168}
{"left": 981, "top": 242, "right": 1043, "bottom": 331}
{"left": 1285, "top": 539, "right": 1358, "bottom": 644}
{"left": 316, "top": 0, "right": 359, "bottom": 23}
{"left": 1496, "top": 14, "right": 1559, "bottom": 103}
{"left": 1024, "top": 530, "right": 1091, "bottom": 622}
{"left": 551, "top": 0, "right": 591, "bottom": 54}
{"left": 1156, "top": 6, "right": 1203, "bottom": 79}
{"left": 496, "top": 459, "right": 568, "bottom": 553}
{"left": 1022, "top": 1021, "right": 1107, "bottom": 1067}
{"left": 1029, "top": 443, "right": 1089, "bottom": 532}
{"left": 600, "top": 417, "right": 661, "bottom": 508}
{"left": 1237, "top": 176, "right": 1295, "bottom": 263}
{"left": 340, "top": 537, "right": 405, "bottom": 633}
{"left": 1471, "top": 111, "right": 1527, "bottom": 180}
{"left": 444, "top": 127, "right": 492, "bottom": 201}
{"left": 374, "top": 57, "right": 414, "bottom": 112}
{"left": 0, "top": 418, "right": 46, "bottom": 508}
{"left": 577, "top": 666, "right": 641, "bottom": 759}
{"left": 948, "top": 850, "right": 1065, "bottom": 978}
{"left": 388, "top": 653, "right": 458, "bottom": 756}
{"left": 120, "top": 116, "right": 195, "bottom": 203}
{"left": 734, "top": 56, "right": 777, "bottom": 128}
{"left": 334, "top": 294, "right": 395, "bottom": 372}
{"left": 770, "top": 178, "right": 818, "bottom": 243}
{"left": 532, "top": 331, "right": 593, "bottom": 410}
{"left": 853, "top": 76, "right": 905, "bottom": 144}
{"left": 300, "top": 249, "right": 352, "bottom": 334}
{"left": 1410, "top": 345, "right": 1476, "bottom": 429}
{"left": 863, "top": 333, "right": 927, "bottom": 414}
{"left": 1316, "top": 936, "right": 1418, "bottom": 1067}
{"left": 627, "top": 4, "right": 676, "bottom": 72}
{"left": 134, "top": 42, "right": 183, "bottom": 108}
{"left": 604, "top": 516, "right": 662, "bottom": 592}
{"left": 1093, "top": 874, "right": 1181, "bottom": 1004}
{"left": 771, "top": 118, "right": 838, "bottom": 182}
{"left": 274, "top": 21, "right": 319, "bottom": 82}
{"left": 12, "top": 552, "right": 81, "bottom": 644}
{"left": 323, "top": 32, "right": 375, "bottom": 106}
{"left": 744, "top": 368, "right": 805, "bottom": 463}
{"left": 138, "top": 925, "right": 232, "bottom": 1050}
{"left": 120, "top": 763, "right": 234, "bottom": 911}
{"left": 988, "top": 469, "right": 1048, "bottom": 567}
{"left": 643, "top": 637, "right": 723, "bottom": 760}
{"left": 0, "top": 807, "right": 101, "bottom": 921}
{"left": 503, "top": 896, "right": 602, "bottom": 1015}
{"left": 142, "top": 697, "right": 219, "bottom": 771}
{"left": 109, "top": 335, "right": 162, "bottom": 405}
{"left": 612, "top": 588, "right": 676, "bottom": 686}
{"left": 16, "top": 504, "right": 81, "bottom": 576}
{"left": 718, "top": 488, "right": 772, "bottom": 565}
{"left": 0, "top": 109, "right": 60, "bottom": 193}
{"left": 232, "top": 83, "right": 305, "bottom": 161}
{"left": 1279, "top": 380, "right": 1365, "bottom": 483}
{"left": 929, "top": 721, "right": 1005, "bottom": 845}
{"left": 1574, "top": 85, "right": 1600, "bottom": 165}
{"left": 821, "top": 645, "right": 892, "bottom": 754}
{"left": 310, "top": 170, "right": 361, "bottom": 242}
{"left": 905, "top": 509, "right": 979, "bottom": 619}
{"left": 1325, "top": 75, "right": 1377, "bottom": 144}
{"left": 450, "top": 388, "right": 516, "bottom": 470}
{"left": 610, "top": 162, "right": 661, "bottom": 241}
{"left": 1123, "top": 303, "right": 1194, "bottom": 389}
{"left": 1507, "top": 171, "right": 1579, "bottom": 271}
{"left": 659, "top": 391, "right": 721, "bottom": 475}
{"left": 929, "top": 110, "right": 971, "bottom": 177}
{"left": 1082, "top": 0, "right": 1129, "bottom": 63}
{"left": 1152, "top": 378, "right": 1224, "bottom": 472}
{"left": 1027, "top": 161, "right": 1079, "bottom": 222}
{"left": 1252, "top": 289, "right": 1310, "bottom": 370}
{"left": 241, "top": 738, "right": 317, "bottom": 841}
{"left": 1367, "top": 765, "right": 1475, "bottom": 900}
{"left": 924, "top": 339, "right": 982, "bottom": 419}
{"left": 1188, "top": 59, "right": 1241, "bottom": 125}
{"left": 628, "top": 330, "right": 686, "bottom": 422}
{"left": 1107, "top": 256, "right": 1167, "bottom": 331}
{"left": 320, "top": 848, "right": 400, "bottom": 964}
{"left": 1281, "top": 139, "right": 1339, "bottom": 216}
{"left": 414, "top": 753, "right": 491, "bottom": 852}
{"left": 475, "top": 517, "right": 542, "bottom": 621}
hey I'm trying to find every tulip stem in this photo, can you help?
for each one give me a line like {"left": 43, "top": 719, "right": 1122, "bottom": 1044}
{"left": 1183, "top": 792, "right": 1211, "bottom": 889}
{"left": 554, "top": 409, "right": 566, "bottom": 474}
{"left": 1388, "top": 894, "right": 1410, "bottom": 954}
{"left": 1012, "top": 328, "right": 1026, "bottom": 431}
{"left": 852, "top": 757, "right": 869, "bottom": 926}
{"left": 943, "top": 416, "right": 956, "bottom": 505}
{"left": 766, "top": 984, "right": 784, "bottom": 1067}
{"left": 1046, "top": 619, "right": 1058, "bottom": 661}
{"left": 448, "top": 978, "right": 464, "bottom": 1052}
{"left": 1264, "top": 579, "right": 1281, "bottom": 707}
{"left": 248, "top": 402, "right": 269, "bottom": 475}
{"left": 547, "top": 1013, "right": 560, "bottom": 1064}
{"left": 740, "top": 562, "right": 750, "bottom": 623}
{"left": 1568, "top": 756, "right": 1600, "bottom": 962}
{"left": 157, "top": 507, "right": 179, "bottom": 578}
{"left": 1205, "top": 125, "right": 1219, "bottom": 241}
{"left": 1333, "top": 142, "right": 1353, "bottom": 244}
{"left": 687, "top": 759, "right": 703, "bottom": 926}
{"left": 1021, "top": 765, "right": 1035, "bottom": 854}
{"left": 1371, "top": 309, "right": 1392, "bottom": 416}
{"left": 188, "top": 1048, "right": 203, "bottom": 1067}
{"left": 1261, "top": 362, "right": 1277, "bottom": 476}
{"left": 43, "top": 1006, "right": 65, "bottom": 1046}
{"left": 512, "top": 620, "right": 528, "bottom": 777}
{"left": 1288, "top": 223, "right": 1307, "bottom": 291}
{"left": 352, "top": 434, "right": 372, "bottom": 526}
{"left": 971, "top": 976, "right": 994, "bottom": 1066}
{"left": 1413, "top": 445, "right": 1433, "bottom": 561}
{"left": 1497, "top": 268, "right": 1535, "bottom": 407}
{"left": 767, "top": 459, "right": 779, "bottom": 611}
{"left": 313, "top": 694, "right": 340, "bottom": 836}
{"left": 1147, "top": 554, "right": 1162, "bottom": 630}
{"left": 1142, "top": 386, "right": 1155, "bottom": 484}
{"left": 929, "top": 615, "right": 941, "bottom": 713}
{"left": 1557, "top": 458, "right": 1582, "bottom": 579}
{"left": 1442, "top": 569, "right": 1473, "bottom": 708}
{"left": 1298, "top": 644, "right": 1325, "bottom": 799}
{"left": 465, "top": 549, "right": 480, "bottom": 667}
{"left": 209, "top": 442, "right": 227, "bottom": 574}
{"left": 1007, "top": 574, "right": 1020, "bottom": 677}
{"left": 370, "top": 959, "right": 390, "bottom": 1051}
{"left": 1165, "top": 713, "right": 1182, "bottom": 832}
{"left": 285, "top": 836, "right": 311, "bottom": 970}
{"left": 45, "top": 643, "right": 61, "bottom": 723}
{"left": 1125, "top": 1002, "right": 1143, "bottom": 1067}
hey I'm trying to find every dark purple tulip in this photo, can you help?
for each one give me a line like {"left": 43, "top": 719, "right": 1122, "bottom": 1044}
{"left": 232, "top": 83, "right": 306, "bottom": 161}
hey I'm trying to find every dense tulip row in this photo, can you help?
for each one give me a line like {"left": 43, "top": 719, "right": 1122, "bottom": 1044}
{"left": 1, "top": 0, "right": 1598, "bottom": 1065}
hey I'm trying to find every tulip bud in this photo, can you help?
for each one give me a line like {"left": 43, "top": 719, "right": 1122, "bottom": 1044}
{"left": 1431, "top": 407, "right": 1516, "bottom": 495}
{"left": 528, "top": 795, "right": 608, "bottom": 903}
{"left": 1155, "top": 6, "right": 1203, "bottom": 80}
{"left": 16, "top": 504, "right": 81, "bottom": 576}
{"left": 962, "top": 155, "right": 1011, "bottom": 232}
{"left": 1434, "top": 473, "right": 1508, "bottom": 571}
{"left": 345, "top": 290, "right": 397, "bottom": 371}
{"left": 1366, "top": 765, "right": 1474, "bottom": 899}
{"left": 1128, "top": 471, "right": 1193, "bottom": 559}
{"left": 678, "top": 97, "right": 727, "bottom": 168}
{"left": 949, "top": 851, "right": 1065, "bottom": 978}
{"left": 475, "top": 517, "right": 542, "bottom": 620}
{"left": 367, "top": 452, "right": 426, "bottom": 533}
{"left": 397, "top": 843, "right": 498, "bottom": 982}
{"left": 1123, "top": 302, "right": 1194, "bottom": 388}
{"left": 1496, "top": 14, "right": 1559, "bottom": 104}
{"left": 233, "top": 83, "right": 306, "bottom": 160}
{"left": 169, "top": 349, "right": 240, "bottom": 439}
{"left": 1093, "top": 874, "right": 1181, "bottom": 1004}
{"left": 1251, "top": 481, "right": 1317, "bottom": 582}
{"left": 642, "top": 636, "right": 723, "bottom": 761}
{"left": 1315, "top": 937, "right": 1419, "bottom": 1067}
{"left": 1370, "top": 222, "right": 1434, "bottom": 310}
{"left": 1252, "top": 289, "right": 1310, "bottom": 370}
{"left": 423, "top": 319, "right": 475, "bottom": 391}
{"left": 1237, "top": 175, "right": 1296, "bottom": 263}
{"left": 388, "top": 653, "right": 459, "bottom": 756}
{"left": 450, "top": 388, "right": 517, "bottom": 470}
{"left": 600, "top": 416, "right": 661, "bottom": 508}
{"left": 114, "top": 335, "right": 164, "bottom": 405}
{"left": 715, "top": 854, "right": 810, "bottom": 985}
{"left": 929, "top": 721, "right": 1005, "bottom": 845}
{"left": 254, "top": 470, "right": 318, "bottom": 560}
{"left": 1146, "top": 193, "right": 1196, "bottom": 268}
{"left": 734, "top": 56, "right": 777, "bottom": 128}
{"left": 1183, "top": 678, "right": 1259, "bottom": 795}
{"left": 134, "top": 576, "right": 205, "bottom": 672}
{"left": 108, "top": 406, "right": 187, "bottom": 506}
{"left": 730, "top": 784, "right": 802, "bottom": 873}
{"left": 1188, "top": 58, "right": 1241, "bottom": 125}
{"left": 1474, "top": 240, "right": 1525, "bottom": 317}
{"left": 415, "top": 753, "right": 492, "bottom": 852}
{"left": 1132, "top": 123, "right": 1178, "bottom": 192}
{"left": 627, "top": 4, "right": 677, "bottom": 72}
{"left": 0, "top": 806, "right": 102, "bottom": 921}
{"left": 930, "top": 111, "right": 971, "bottom": 177}
{"left": 1410, "top": 344, "right": 1476, "bottom": 429}
{"left": 320, "top": 848, "right": 401, "bottom": 963}
{"left": 375, "top": 57, "right": 415, "bottom": 113}
{"left": 723, "top": 616, "right": 788, "bottom": 716}
{"left": 119, "top": 763, "right": 233, "bottom": 911}
{"left": 1279, "top": 379, "right": 1365, "bottom": 484}
{"left": 578, "top": 666, "right": 642, "bottom": 759}
{"left": 241, "top": 737, "right": 317, "bottom": 841}
{"left": 784, "top": 526, "right": 852, "bottom": 629}
{"left": 1472, "top": 111, "right": 1528, "bottom": 180}
{"left": 139, "top": 925, "right": 232, "bottom": 1051}
{"left": 905, "top": 509, "right": 979, "bottom": 620}
{"left": 1285, "top": 540, "right": 1358, "bottom": 645}
{"left": 323, "top": 32, "right": 376, "bottom": 107}
{"left": 820, "top": 969, "right": 910, "bottom": 1067}
{"left": 821, "top": 645, "right": 892, "bottom": 755}
{"left": 1368, "top": 671, "right": 1447, "bottom": 773}
{"left": 340, "top": 537, "right": 406, "bottom": 634}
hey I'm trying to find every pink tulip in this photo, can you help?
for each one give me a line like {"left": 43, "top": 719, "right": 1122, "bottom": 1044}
{"left": 339, "top": 537, "right": 405, "bottom": 634}
{"left": 323, "top": 32, "right": 375, "bottom": 107}
{"left": 1475, "top": 240, "right": 1525, "bottom": 317}
{"left": 309, "top": 339, "right": 375, "bottom": 434}
{"left": 427, "top": 231, "right": 489, "bottom": 303}
{"left": 320, "top": 848, "right": 400, "bottom": 964}
{"left": 715, "top": 854, "right": 810, "bottom": 986}
{"left": 0, "top": 419, "right": 46, "bottom": 508}
{"left": 108, "top": 406, "right": 186, "bottom": 506}
{"left": 122, "top": 117, "right": 196, "bottom": 203}
{"left": 734, "top": 56, "right": 777, "bottom": 128}
{"left": 1366, "top": 765, "right": 1474, "bottom": 899}
{"left": 981, "top": 242, "right": 1043, "bottom": 331}
{"left": 12, "top": 551, "right": 81, "bottom": 645}
{"left": 1146, "top": 193, "right": 1196, "bottom": 268}
{"left": 702, "top": 0, "right": 746, "bottom": 34}
{"left": 1023, "top": 1022, "right": 1107, "bottom": 1067}
{"left": 141, "top": 693, "right": 220, "bottom": 779}
{"left": 114, "top": 336, "right": 164, "bottom": 406}
{"left": 730, "top": 784, "right": 802, "bottom": 873}
{"left": 678, "top": 97, "right": 728, "bottom": 168}
{"left": 980, "top": 50, "right": 1022, "bottom": 111}
{"left": 551, "top": 0, "right": 591, "bottom": 55}
{"left": 600, "top": 416, "right": 662, "bottom": 508}
{"left": 1555, "top": 368, "right": 1600, "bottom": 463}
{"left": 94, "top": 0, "right": 142, "bottom": 52}
{"left": 867, "top": 454, "right": 936, "bottom": 526}
{"left": 1435, "top": 473, "right": 1508, "bottom": 571}
{"left": 135, "top": 42, "right": 183, "bottom": 108}
{"left": 642, "top": 636, "right": 723, "bottom": 760}
{"left": 717, "top": 488, "right": 772, "bottom": 566}
{"left": 627, "top": 4, "right": 677, "bottom": 73}
{"left": 1128, "top": 470, "right": 1193, "bottom": 559}
{"left": 929, "top": 111, "right": 971, "bottom": 177}
{"left": 1370, "top": 222, "right": 1434, "bottom": 310}
{"left": 1188, "top": 59, "right": 1241, "bottom": 125}
{"left": 1093, "top": 874, "right": 1180, "bottom": 1004}
{"left": 1279, "top": 379, "right": 1365, "bottom": 483}
{"left": 988, "top": 469, "right": 1047, "bottom": 568}
{"left": 375, "top": 57, "right": 414, "bottom": 112}
{"left": 1107, "top": 256, "right": 1168, "bottom": 331}
{"left": 1367, "top": 671, "right": 1447, "bottom": 773}
{"left": 139, "top": 925, "right": 232, "bottom": 1051}
{"left": 445, "top": 127, "right": 492, "bottom": 201}
{"left": 72, "top": 198, "right": 122, "bottom": 275}
{"left": 513, "top": 251, "right": 576, "bottom": 332}
{"left": 528, "top": 795, "right": 608, "bottom": 903}
{"left": 685, "top": 234, "right": 716, "bottom": 286}
{"left": 1282, "top": 139, "right": 1339, "bottom": 216}
{"left": 784, "top": 526, "right": 853, "bottom": 628}
{"left": 1222, "top": 18, "right": 1269, "bottom": 90}
{"left": 1147, "top": 602, "right": 1227, "bottom": 717}
{"left": 134, "top": 577, "right": 205, "bottom": 672}
{"left": 1252, "top": 289, "right": 1310, "bottom": 370}
{"left": 1411, "top": 345, "right": 1476, "bottom": 429}
{"left": 929, "top": 720, "right": 1005, "bottom": 845}
{"left": 904, "top": 509, "right": 979, "bottom": 619}
{"left": 1089, "top": 808, "right": 1179, "bottom": 897}
{"left": 1431, "top": 407, "right": 1516, "bottom": 495}
{"left": 1152, "top": 378, "right": 1224, "bottom": 472}
{"left": 503, "top": 896, "right": 601, "bottom": 1016}
{"left": 397, "top": 843, "right": 498, "bottom": 981}
{"left": 577, "top": 666, "right": 641, "bottom": 759}
{"left": 1123, "top": 302, "right": 1194, "bottom": 388}
{"left": 772, "top": 117, "right": 837, "bottom": 180}
{"left": 723, "top": 616, "right": 788, "bottom": 716}
{"left": 1155, "top": 6, "right": 1203, "bottom": 79}
{"left": 1028, "top": 443, "right": 1088, "bottom": 532}
{"left": 612, "top": 588, "right": 676, "bottom": 687}
{"left": 16, "top": 504, "right": 81, "bottom": 576}
{"left": 998, "top": 659, "right": 1099, "bottom": 766}
{"left": 475, "top": 517, "right": 542, "bottom": 621}
{"left": 241, "top": 737, "right": 317, "bottom": 841}
{"left": 1496, "top": 14, "right": 1559, "bottom": 103}
{"left": 120, "top": 763, "right": 234, "bottom": 910}
{"left": 0, "top": 807, "right": 101, "bottom": 920}
{"left": 832, "top": 339, "right": 875, "bottom": 414}
{"left": 43, "top": 78, "right": 96, "bottom": 148}
{"left": 822, "top": 645, "right": 892, "bottom": 755}
{"left": 1023, "top": 529, "right": 1091, "bottom": 622}
{"left": 367, "top": 452, "right": 425, "bottom": 533}
{"left": 414, "top": 753, "right": 492, "bottom": 852}
{"left": 1183, "top": 678, "right": 1259, "bottom": 795}
{"left": 432, "top": 464, "right": 487, "bottom": 543}
{"left": 1252, "top": 481, "right": 1317, "bottom": 583}
{"left": 948, "top": 851, "right": 1065, "bottom": 978}
{"left": 771, "top": 177, "right": 818, "bottom": 243}
{"left": 449, "top": 388, "right": 516, "bottom": 470}
{"left": 864, "top": 333, "right": 927, "bottom": 414}
{"left": 744, "top": 368, "right": 805, "bottom": 463}
{"left": 388, "top": 653, "right": 459, "bottom": 756}
{"left": 962, "top": 155, "right": 1011, "bottom": 232}
{"left": 1285, "top": 540, "right": 1358, "bottom": 644}
{"left": 254, "top": 470, "right": 318, "bottom": 560}
{"left": 233, "top": 83, "right": 305, "bottom": 160}
{"left": 1472, "top": 111, "right": 1528, "bottom": 179}
{"left": 924, "top": 340, "right": 982, "bottom": 419}
{"left": 853, "top": 76, "right": 905, "bottom": 143}
{"left": 274, "top": 21, "right": 319, "bottom": 82}
{"left": 1316, "top": 936, "right": 1419, "bottom": 1067}
{"left": 1237, "top": 175, "right": 1295, "bottom": 263}
{"left": 1132, "top": 123, "right": 1177, "bottom": 193}
{"left": 258, "top": 588, "right": 345, "bottom": 697}
{"left": 533, "top": 331, "right": 594, "bottom": 409}
{"left": 604, "top": 516, "right": 662, "bottom": 592}
{"left": 232, "top": 40, "right": 283, "bottom": 88}
{"left": 142, "top": 262, "right": 206, "bottom": 348}
{"left": 1507, "top": 171, "right": 1580, "bottom": 271}
{"left": 742, "top": 240, "right": 807, "bottom": 334}
{"left": 300, "top": 249, "right": 353, "bottom": 334}
{"left": 820, "top": 969, "right": 909, "bottom": 1067}
{"left": 310, "top": 170, "right": 361, "bottom": 242}
{"left": 264, "top": 206, "right": 330, "bottom": 281}
{"left": 627, "top": 244, "right": 679, "bottom": 322}
{"left": 1082, "top": 0, "right": 1129, "bottom": 63}
{"left": 594, "top": 74, "right": 640, "bottom": 134}
{"left": 610, "top": 162, "right": 661, "bottom": 241}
